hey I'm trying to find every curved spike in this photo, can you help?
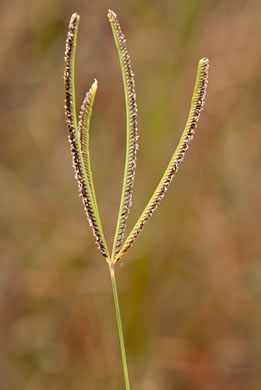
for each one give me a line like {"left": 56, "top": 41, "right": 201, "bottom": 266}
{"left": 64, "top": 14, "right": 110, "bottom": 260}
{"left": 78, "top": 79, "right": 97, "bottom": 201}
{"left": 78, "top": 80, "right": 109, "bottom": 256}
{"left": 115, "top": 58, "right": 209, "bottom": 262}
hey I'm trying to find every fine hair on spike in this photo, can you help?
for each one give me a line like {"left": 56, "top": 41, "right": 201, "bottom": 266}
{"left": 108, "top": 10, "right": 138, "bottom": 259}
{"left": 64, "top": 14, "right": 109, "bottom": 259}
{"left": 115, "top": 58, "right": 209, "bottom": 261}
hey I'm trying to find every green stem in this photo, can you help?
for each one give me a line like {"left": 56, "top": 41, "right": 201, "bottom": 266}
{"left": 110, "top": 265, "right": 130, "bottom": 390}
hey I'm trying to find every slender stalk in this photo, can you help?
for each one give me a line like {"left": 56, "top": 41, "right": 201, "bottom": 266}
{"left": 110, "top": 265, "right": 130, "bottom": 390}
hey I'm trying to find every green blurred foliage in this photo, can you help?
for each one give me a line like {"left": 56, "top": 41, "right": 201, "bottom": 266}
{"left": 0, "top": 0, "right": 261, "bottom": 388}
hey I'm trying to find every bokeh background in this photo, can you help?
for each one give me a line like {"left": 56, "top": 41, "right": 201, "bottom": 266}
{"left": 1, "top": 0, "right": 261, "bottom": 389}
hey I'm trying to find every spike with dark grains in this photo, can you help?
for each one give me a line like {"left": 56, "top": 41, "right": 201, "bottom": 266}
{"left": 64, "top": 14, "right": 108, "bottom": 258}
{"left": 115, "top": 58, "right": 209, "bottom": 261}
{"left": 108, "top": 10, "right": 138, "bottom": 258}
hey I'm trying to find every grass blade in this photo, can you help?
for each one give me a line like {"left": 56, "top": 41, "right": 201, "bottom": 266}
{"left": 108, "top": 10, "right": 138, "bottom": 260}
{"left": 115, "top": 58, "right": 209, "bottom": 262}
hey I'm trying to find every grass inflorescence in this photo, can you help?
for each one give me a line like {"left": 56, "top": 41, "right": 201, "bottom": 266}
{"left": 64, "top": 10, "right": 209, "bottom": 389}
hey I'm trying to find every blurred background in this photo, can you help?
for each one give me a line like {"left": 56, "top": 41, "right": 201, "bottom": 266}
{"left": 1, "top": 0, "right": 261, "bottom": 389}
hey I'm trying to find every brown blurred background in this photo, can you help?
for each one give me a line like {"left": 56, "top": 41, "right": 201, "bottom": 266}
{"left": 1, "top": 0, "right": 261, "bottom": 389}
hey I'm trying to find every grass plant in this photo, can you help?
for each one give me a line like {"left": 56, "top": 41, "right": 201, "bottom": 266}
{"left": 64, "top": 10, "right": 209, "bottom": 389}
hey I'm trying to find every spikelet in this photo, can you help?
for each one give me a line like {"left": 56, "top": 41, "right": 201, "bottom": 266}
{"left": 108, "top": 10, "right": 138, "bottom": 258}
{"left": 64, "top": 14, "right": 109, "bottom": 258}
{"left": 115, "top": 58, "right": 209, "bottom": 261}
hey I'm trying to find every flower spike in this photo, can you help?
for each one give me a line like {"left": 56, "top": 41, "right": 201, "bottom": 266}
{"left": 64, "top": 14, "right": 109, "bottom": 259}
{"left": 108, "top": 10, "right": 138, "bottom": 260}
{"left": 115, "top": 58, "right": 209, "bottom": 261}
